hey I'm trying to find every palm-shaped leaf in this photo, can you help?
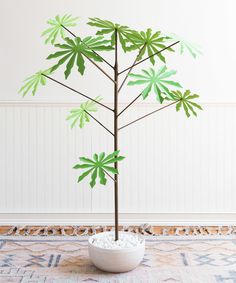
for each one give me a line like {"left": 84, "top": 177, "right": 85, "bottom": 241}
{"left": 165, "top": 33, "right": 202, "bottom": 58}
{"left": 166, "top": 89, "right": 203, "bottom": 117}
{"left": 127, "top": 29, "right": 174, "bottom": 64}
{"left": 41, "top": 14, "right": 79, "bottom": 45}
{"left": 74, "top": 150, "right": 125, "bottom": 188}
{"left": 128, "top": 66, "right": 182, "bottom": 103}
{"left": 87, "top": 18, "right": 136, "bottom": 52}
{"left": 66, "top": 96, "right": 102, "bottom": 128}
{"left": 82, "top": 36, "right": 114, "bottom": 51}
{"left": 47, "top": 36, "right": 111, "bottom": 78}
{"left": 18, "top": 68, "right": 52, "bottom": 97}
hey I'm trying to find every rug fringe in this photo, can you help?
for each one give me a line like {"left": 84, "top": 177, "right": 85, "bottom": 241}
{"left": 1, "top": 225, "right": 236, "bottom": 236}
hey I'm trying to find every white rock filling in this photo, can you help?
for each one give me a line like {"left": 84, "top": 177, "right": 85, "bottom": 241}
{"left": 91, "top": 233, "right": 143, "bottom": 249}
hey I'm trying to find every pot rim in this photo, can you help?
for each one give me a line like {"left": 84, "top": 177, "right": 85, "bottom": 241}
{"left": 88, "top": 231, "right": 145, "bottom": 253}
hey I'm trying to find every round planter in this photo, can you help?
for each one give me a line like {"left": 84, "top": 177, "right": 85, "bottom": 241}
{"left": 88, "top": 231, "right": 145, "bottom": 273}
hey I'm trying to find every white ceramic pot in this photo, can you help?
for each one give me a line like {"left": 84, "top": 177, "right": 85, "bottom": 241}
{"left": 88, "top": 231, "right": 145, "bottom": 273}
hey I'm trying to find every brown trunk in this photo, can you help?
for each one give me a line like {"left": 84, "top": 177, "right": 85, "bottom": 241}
{"left": 114, "top": 29, "right": 119, "bottom": 241}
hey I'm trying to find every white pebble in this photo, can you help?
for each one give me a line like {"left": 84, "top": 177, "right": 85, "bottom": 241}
{"left": 92, "top": 233, "right": 143, "bottom": 249}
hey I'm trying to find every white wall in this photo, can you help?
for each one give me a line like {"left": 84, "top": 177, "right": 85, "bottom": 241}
{"left": 0, "top": 0, "right": 236, "bottom": 225}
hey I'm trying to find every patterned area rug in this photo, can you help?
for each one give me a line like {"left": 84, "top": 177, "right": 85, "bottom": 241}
{"left": 0, "top": 235, "right": 236, "bottom": 282}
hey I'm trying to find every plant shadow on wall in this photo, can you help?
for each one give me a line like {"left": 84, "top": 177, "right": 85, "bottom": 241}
{"left": 19, "top": 15, "right": 202, "bottom": 245}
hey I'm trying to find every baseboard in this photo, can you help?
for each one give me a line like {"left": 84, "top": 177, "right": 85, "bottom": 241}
{"left": 0, "top": 213, "right": 236, "bottom": 226}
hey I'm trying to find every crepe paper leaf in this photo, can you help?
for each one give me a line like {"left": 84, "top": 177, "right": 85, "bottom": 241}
{"left": 166, "top": 89, "right": 203, "bottom": 117}
{"left": 87, "top": 17, "right": 137, "bottom": 52}
{"left": 82, "top": 36, "right": 114, "bottom": 51}
{"left": 165, "top": 33, "right": 202, "bottom": 58}
{"left": 74, "top": 150, "right": 125, "bottom": 188}
{"left": 47, "top": 36, "right": 111, "bottom": 78}
{"left": 41, "top": 14, "right": 79, "bottom": 45}
{"left": 66, "top": 96, "right": 102, "bottom": 128}
{"left": 126, "top": 29, "right": 174, "bottom": 65}
{"left": 19, "top": 68, "right": 52, "bottom": 97}
{"left": 128, "top": 66, "right": 182, "bottom": 103}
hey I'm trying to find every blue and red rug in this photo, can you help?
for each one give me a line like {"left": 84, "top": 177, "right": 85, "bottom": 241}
{"left": 0, "top": 235, "right": 236, "bottom": 282}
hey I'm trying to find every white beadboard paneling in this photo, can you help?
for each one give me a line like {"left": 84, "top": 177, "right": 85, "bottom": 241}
{"left": 0, "top": 102, "right": 236, "bottom": 216}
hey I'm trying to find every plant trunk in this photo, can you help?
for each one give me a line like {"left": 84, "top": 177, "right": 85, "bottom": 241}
{"left": 114, "top": 30, "right": 119, "bottom": 241}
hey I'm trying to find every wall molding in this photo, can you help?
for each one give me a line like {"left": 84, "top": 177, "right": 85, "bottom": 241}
{"left": 0, "top": 213, "right": 236, "bottom": 226}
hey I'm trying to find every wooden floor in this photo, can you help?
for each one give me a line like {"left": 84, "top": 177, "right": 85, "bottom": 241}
{"left": 0, "top": 225, "right": 232, "bottom": 236}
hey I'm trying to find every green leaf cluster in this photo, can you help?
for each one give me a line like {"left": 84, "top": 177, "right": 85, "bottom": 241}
{"left": 67, "top": 96, "right": 102, "bottom": 128}
{"left": 87, "top": 18, "right": 136, "bottom": 52}
{"left": 167, "top": 90, "right": 203, "bottom": 117}
{"left": 127, "top": 29, "right": 173, "bottom": 64}
{"left": 41, "top": 14, "right": 79, "bottom": 45}
{"left": 166, "top": 33, "right": 202, "bottom": 58}
{"left": 74, "top": 150, "right": 125, "bottom": 188}
{"left": 128, "top": 66, "right": 182, "bottom": 103}
{"left": 19, "top": 68, "right": 52, "bottom": 97}
{"left": 47, "top": 36, "right": 112, "bottom": 78}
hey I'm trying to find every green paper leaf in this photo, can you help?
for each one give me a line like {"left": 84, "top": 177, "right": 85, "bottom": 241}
{"left": 41, "top": 14, "right": 79, "bottom": 45}
{"left": 126, "top": 28, "right": 174, "bottom": 64}
{"left": 87, "top": 17, "right": 137, "bottom": 52}
{"left": 168, "top": 89, "right": 203, "bottom": 117}
{"left": 90, "top": 168, "right": 98, "bottom": 188}
{"left": 47, "top": 36, "right": 112, "bottom": 78}
{"left": 78, "top": 168, "right": 94, "bottom": 183}
{"left": 74, "top": 150, "right": 125, "bottom": 188}
{"left": 66, "top": 96, "right": 102, "bottom": 129}
{"left": 165, "top": 33, "right": 202, "bottom": 58}
{"left": 82, "top": 36, "right": 114, "bottom": 51}
{"left": 98, "top": 168, "right": 107, "bottom": 185}
{"left": 19, "top": 68, "right": 52, "bottom": 97}
{"left": 128, "top": 66, "right": 182, "bottom": 103}
{"left": 67, "top": 96, "right": 102, "bottom": 129}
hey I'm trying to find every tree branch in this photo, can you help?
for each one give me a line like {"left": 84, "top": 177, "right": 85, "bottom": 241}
{"left": 84, "top": 110, "right": 114, "bottom": 136}
{"left": 118, "top": 41, "right": 180, "bottom": 75}
{"left": 85, "top": 56, "right": 116, "bottom": 83}
{"left": 118, "top": 44, "right": 146, "bottom": 93}
{"left": 61, "top": 24, "right": 114, "bottom": 69}
{"left": 104, "top": 169, "right": 117, "bottom": 182}
{"left": 117, "top": 93, "right": 143, "bottom": 117}
{"left": 118, "top": 100, "right": 178, "bottom": 131}
{"left": 42, "top": 74, "right": 113, "bottom": 112}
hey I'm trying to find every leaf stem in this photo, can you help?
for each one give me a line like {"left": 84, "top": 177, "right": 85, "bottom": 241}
{"left": 104, "top": 169, "right": 117, "bottom": 182}
{"left": 118, "top": 41, "right": 180, "bottom": 75}
{"left": 117, "top": 93, "right": 143, "bottom": 117}
{"left": 118, "top": 100, "right": 178, "bottom": 130}
{"left": 42, "top": 74, "right": 114, "bottom": 112}
{"left": 118, "top": 44, "right": 146, "bottom": 93}
{"left": 85, "top": 55, "right": 116, "bottom": 84}
{"left": 84, "top": 110, "right": 114, "bottom": 136}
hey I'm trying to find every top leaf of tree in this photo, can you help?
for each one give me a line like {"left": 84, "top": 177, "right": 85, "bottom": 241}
{"left": 19, "top": 68, "right": 52, "bottom": 97}
{"left": 166, "top": 89, "right": 203, "bottom": 117}
{"left": 87, "top": 17, "right": 137, "bottom": 52}
{"left": 165, "top": 33, "right": 202, "bottom": 58}
{"left": 126, "top": 29, "right": 174, "bottom": 65}
{"left": 74, "top": 150, "right": 125, "bottom": 188}
{"left": 41, "top": 14, "right": 79, "bottom": 45}
{"left": 128, "top": 66, "right": 182, "bottom": 103}
{"left": 47, "top": 36, "right": 113, "bottom": 79}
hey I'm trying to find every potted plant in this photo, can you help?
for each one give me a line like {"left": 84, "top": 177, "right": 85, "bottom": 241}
{"left": 19, "top": 15, "right": 202, "bottom": 272}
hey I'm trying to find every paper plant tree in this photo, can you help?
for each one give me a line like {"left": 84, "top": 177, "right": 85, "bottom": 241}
{"left": 19, "top": 15, "right": 202, "bottom": 240}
